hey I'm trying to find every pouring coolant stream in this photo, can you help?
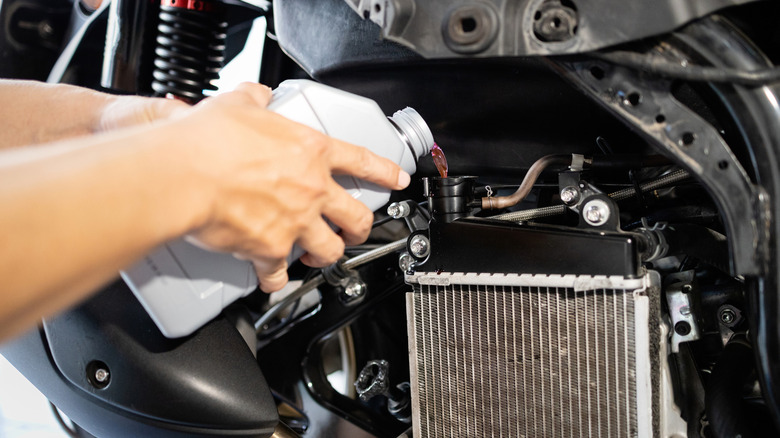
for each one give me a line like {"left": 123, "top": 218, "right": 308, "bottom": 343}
{"left": 121, "top": 79, "right": 435, "bottom": 338}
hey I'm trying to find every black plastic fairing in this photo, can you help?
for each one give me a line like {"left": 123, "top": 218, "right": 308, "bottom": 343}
{"left": 3, "top": 281, "right": 278, "bottom": 437}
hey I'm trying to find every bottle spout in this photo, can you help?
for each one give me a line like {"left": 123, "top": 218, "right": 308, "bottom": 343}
{"left": 389, "top": 107, "right": 435, "bottom": 160}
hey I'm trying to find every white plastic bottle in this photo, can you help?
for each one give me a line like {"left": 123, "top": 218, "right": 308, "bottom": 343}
{"left": 121, "top": 80, "right": 434, "bottom": 338}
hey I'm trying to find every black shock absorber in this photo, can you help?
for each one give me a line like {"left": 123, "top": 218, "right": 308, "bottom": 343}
{"left": 152, "top": 0, "right": 227, "bottom": 103}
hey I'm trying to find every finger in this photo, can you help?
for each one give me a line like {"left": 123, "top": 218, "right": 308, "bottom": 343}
{"left": 233, "top": 82, "right": 273, "bottom": 108}
{"left": 297, "top": 219, "right": 346, "bottom": 267}
{"left": 321, "top": 180, "right": 373, "bottom": 246}
{"left": 253, "top": 257, "right": 289, "bottom": 293}
{"left": 325, "top": 138, "right": 411, "bottom": 190}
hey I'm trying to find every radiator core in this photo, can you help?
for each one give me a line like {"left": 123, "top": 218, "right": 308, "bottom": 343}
{"left": 406, "top": 273, "right": 660, "bottom": 438}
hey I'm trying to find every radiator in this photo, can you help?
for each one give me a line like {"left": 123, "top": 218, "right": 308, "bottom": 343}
{"left": 406, "top": 272, "right": 660, "bottom": 438}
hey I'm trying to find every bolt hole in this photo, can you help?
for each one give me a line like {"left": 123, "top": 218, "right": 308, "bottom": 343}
{"left": 373, "top": 3, "right": 381, "bottom": 13}
{"left": 590, "top": 66, "right": 605, "bottom": 80}
{"left": 460, "top": 17, "right": 477, "bottom": 33}
{"left": 655, "top": 114, "right": 666, "bottom": 124}
{"left": 674, "top": 321, "right": 691, "bottom": 336}
{"left": 534, "top": 11, "right": 542, "bottom": 20}
{"left": 86, "top": 360, "right": 110, "bottom": 389}
{"left": 552, "top": 17, "right": 561, "bottom": 28}
{"left": 681, "top": 132, "right": 696, "bottom": 146}
{"left": 718, "top": 160, "right": 729, "bottom": 170}
{"left": 627, "top": 92, "right": 641, "bottom": 106}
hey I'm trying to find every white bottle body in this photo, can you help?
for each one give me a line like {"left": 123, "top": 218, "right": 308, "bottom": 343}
{"left": 121, "top": 80, "right": 433, "bottom": 338}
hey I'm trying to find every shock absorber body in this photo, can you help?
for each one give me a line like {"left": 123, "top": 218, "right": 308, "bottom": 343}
{"left": 152, "top": 0, "right": 227, "bottom": 102}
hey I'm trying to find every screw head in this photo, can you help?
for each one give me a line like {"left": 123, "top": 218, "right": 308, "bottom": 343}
{"left": 560, "top": 186, "right": 579, "bottom": 205}
{"left": 720, "top": 308, "right": 736, "bottom": 324}
{"left": 582, "top": 199, "right": 611, "bottom": 226}
{"left": 533, "top": 5, "right": 577, "bottom": 43}
{"left": 95, "top": 368, "right": 110, "bottom": 383}
{"left": 343, "top": 280, "right": 367, "bottom": 299}
{"left": 409, "top": 235, "right": 430, "bottom": 258}
{"left": 399, "top": 253, "right": 414, "bottom": 272}
{"left": 387, "top": 202, "right": 410, "bottom": 219}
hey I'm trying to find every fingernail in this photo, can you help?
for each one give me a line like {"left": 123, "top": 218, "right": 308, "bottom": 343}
{"left": 397, "top": 170, "right": 411, "bottom": 188}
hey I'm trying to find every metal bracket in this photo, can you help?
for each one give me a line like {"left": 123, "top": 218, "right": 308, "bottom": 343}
{"left": 558, "top": 172, "right": 622, "bottom": 231}
{"left": 553, "top": 48, "right": 768, "bottom": 276}
{"left": 665, "top": 279, "right": 701, "bottom": 354}
{"left": 342, "top": 0, "right": 760, "bottom": 57}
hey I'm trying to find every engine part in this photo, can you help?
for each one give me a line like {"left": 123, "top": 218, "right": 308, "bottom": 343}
{"left": 414, "top": 216, "right": 640, "bottom": 277}
{"left": 389, "top": 200, "right": 429, "bottom": 233}
{"left": 387, "top": 201, "right": 412, "bottom": 219}
{"left": 255, "top": 238, "right": 408, "bottom": 334}
{"left": 664, "top": 272, "right": 702, "bottom": 353}
{"left": 340, "top": 278, "right": 367, "bottom": 305}
{"left": 492, "top": 169, "right": 691, "bottom": 222}
{"left": 593, "top": 50, "right": 780, "bottom": 87}
{"left": 101, "top": 0, "right": 159, "bottom": 94}
{"left": 354, "top": 359, "right": 411, "bottom": 423}
{"left": 151, "top": 0, "right": 227, "bottom": 102}
{"left": 553, "top": 38, "right": 769, "bottom": 277}
{"left": 406, "top": 269, "right": 662, "bottom": 437}
{"left": 480, "top": 154, "right": 578, "bottom": 210}
{"left": 0, "top": 0, "right": 73, "bottom": 80}
{"left": 407, "top": 233, "right": 430, "bottom": 260}
{"left": 342, "top": 0, "right": 759, "bottom": 57}
{"left": 422, "top": 176, "right": 477, "bottom": 223}
{"left": 582, "top": 197, "right": 611, "bottom": 226}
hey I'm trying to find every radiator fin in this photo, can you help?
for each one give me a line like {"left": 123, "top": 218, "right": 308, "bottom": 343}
{"left": 409, "top": 283, "right": 641, "bottom": 438}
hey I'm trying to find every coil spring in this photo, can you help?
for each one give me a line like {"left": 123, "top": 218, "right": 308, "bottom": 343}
{"left": 152, "top": 1, "right": 227, "bottom": 102}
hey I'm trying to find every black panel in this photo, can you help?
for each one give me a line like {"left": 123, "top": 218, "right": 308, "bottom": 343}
{"left": 415, "top": 218, "right": 641, "bottom": 277}
{"left": 3, "top": 281, "right": 277, "bottom": 438}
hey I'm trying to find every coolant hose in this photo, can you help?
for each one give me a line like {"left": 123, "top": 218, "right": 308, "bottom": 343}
{"left": 705, "top": 337, "right": 756, "bottom": 438}
{"left": 481, "top": 154, "right": 575, "bottom": 209}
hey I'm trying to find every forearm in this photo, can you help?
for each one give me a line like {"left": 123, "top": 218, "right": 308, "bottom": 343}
{"left": 0, "top": 80, "right": 114, "bottom": 149}
{"left": 0, "top": 124, "right": 206, "bottom": 340}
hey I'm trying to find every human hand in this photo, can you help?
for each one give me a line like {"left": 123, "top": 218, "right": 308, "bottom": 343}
{"left": 96, "top": 95, "right": 189, "bottom": 133}
{"left": 168, "top": 83, "right": 410, "bottom": 292}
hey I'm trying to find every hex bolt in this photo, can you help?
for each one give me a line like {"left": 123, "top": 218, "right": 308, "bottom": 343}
{"left": 95, "top": 368, "right": 110, "bottom": 383}
{"left": 560, "top": 186, "right": 580, "bottom": 205}
{"left": 387, "top": 202, "right": 411, "bottom": 219}
{"left": 343, "top": 279, "right": 367, "bottom": 300}
{"left": 582, "top": 199, "right": 610, "bottom": 226}
{"left": 720, "top": 308, "right": 736, "bottom": 324}
{"left": 398, "top": 253, "right": 414, "bottom": 272}
{"left": 409, "top": 234, "right": 431, "bottom": 258}
{"left": 674, "top": 321, "right": 692, "bottom": 336}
